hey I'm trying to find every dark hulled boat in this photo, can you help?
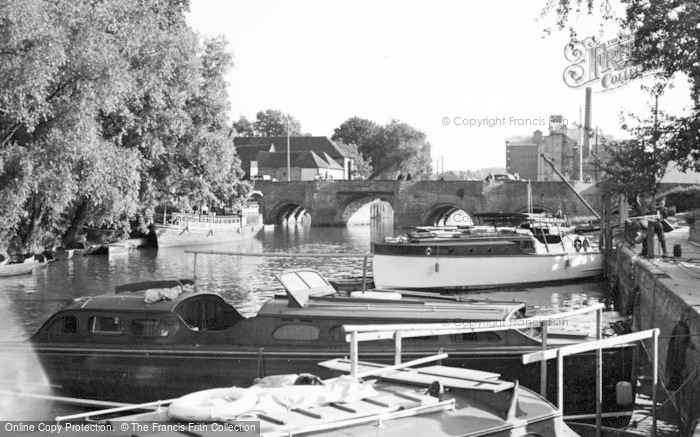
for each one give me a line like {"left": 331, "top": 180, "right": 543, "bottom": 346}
{"left": 20, "top": 270, "right": 635, "bottom": 425}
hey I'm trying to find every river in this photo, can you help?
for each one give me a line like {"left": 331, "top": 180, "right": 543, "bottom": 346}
{"left": 0, "top": 225, "right": 680, "bottom": 434}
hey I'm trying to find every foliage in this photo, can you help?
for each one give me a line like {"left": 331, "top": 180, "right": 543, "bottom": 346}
{"left": 368, "top": 120, "right": 433, "bottom": 180}
{"left": 456, "top": 168, "right": 508, "bottom": 180}
{"left": 596, "top": 104, "right": 676, "bottom": 200}
{"left": 232, "top": 109, "right": 304, "bottom": 137}
{"left": 332, "top": 117, "right": 379, "bottom": 149}
{"left": 541, "top": 0, "right": 700, "bottom": 176}
{"left": 337, "top": 142, "right": 372, "bottom": 180}
{"left": 0, "top": 0, "right": 247, "bottom": 252}
{"left": 662, "top": 186, "right": 700, "bottom": 213}
{"left": 332, "top": 117, "right": 433, "bottom": 180}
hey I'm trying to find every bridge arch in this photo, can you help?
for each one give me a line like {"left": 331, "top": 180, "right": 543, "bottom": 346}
{"left": 513, "top": 204, "right": 556, "bottom": 214}
{"left": 340, "top": 195, "right": 396, "bottom": 225}
{"left": 269, "top": 202, "right": 311, "bottom": 226}
{"left": 421, "top": 203, "right": 472, "bottom": 227}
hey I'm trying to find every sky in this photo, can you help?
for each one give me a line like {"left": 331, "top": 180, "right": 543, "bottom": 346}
{"left": 186, "top": 0, "right": 693, "bottom": 172}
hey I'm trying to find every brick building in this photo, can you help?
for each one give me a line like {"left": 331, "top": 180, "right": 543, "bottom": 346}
{"left": 506, "top": 115, "right": 612, "bottom": 182}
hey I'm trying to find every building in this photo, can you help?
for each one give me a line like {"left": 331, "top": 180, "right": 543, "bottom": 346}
{"left": 506, "top": 115, "right": 610, "bottom": 182}
{"left": 256, "top": 150, "right": 345, "bottom": 181}
{"left": 233, "top": 136, "right": 354, "bottom": 181}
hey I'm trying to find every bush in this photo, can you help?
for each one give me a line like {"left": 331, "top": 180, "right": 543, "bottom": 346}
{"left": 663, "top": 187, "right": 700, "bottom": 212}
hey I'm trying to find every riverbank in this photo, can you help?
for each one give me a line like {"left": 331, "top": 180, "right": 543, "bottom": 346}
{"left": 608, "top": 225, "right": 700, "bottom": 436}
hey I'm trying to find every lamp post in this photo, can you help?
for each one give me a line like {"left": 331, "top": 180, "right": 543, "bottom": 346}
{"left": 283, "top": 114, "right": 291, "bottom": 182}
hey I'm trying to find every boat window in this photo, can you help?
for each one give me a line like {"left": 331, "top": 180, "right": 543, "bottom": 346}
{"left": 88, "top": 316, "right": 123, "bottom": 335}
{"left": 273, "top": 324, "right": 320, "bottom": 341}
{"left": 449, "top": 332, "right": 501, "bottom": 342}
{"left": 47, "top": 316, "right": 78, "bottom": 335}
{"left": 131, "top": 319, "right": 171, "bottom": 337}
{"left": 174, "top": 295, "right": 243, "bottom": 331}
{"left": 328, "top": 326, "right": 344, "bottom": 341}
{"left": 297, "top": 271, "right": 328, "bottom": 289}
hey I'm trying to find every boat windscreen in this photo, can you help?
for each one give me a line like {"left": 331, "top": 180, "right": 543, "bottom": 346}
{"left": 277, "top": 269, "right": 336, "bottom": 308}
{"left": 173, "top": 295, "right": 243, "bottom": 331}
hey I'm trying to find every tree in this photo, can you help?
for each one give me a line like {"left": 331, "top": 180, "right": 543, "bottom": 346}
{"left": 337, "top": 142, "right": 372, "bottom": 180}
{"left": 597, "top": 103, "right": 675, "bottom": 200}
{"left": 366, "top": 120, "right": 433, "bottom": 180}
{"left": 332, "top": 117, "right": 379, "bottom": 152}
{"left": 232, "top": 109, "right": 304, "bottom": 137}
{"left": 231, "top": 116, "right": 255, "bottom": 137}
{"left": 0, "top": 0, "right": 248, "bottom": 252}
{"left": 542, "top": 0, "right": 700, "bottom": 174}
{"left": 332, "top": 117, "right": 433, "bottom": 180}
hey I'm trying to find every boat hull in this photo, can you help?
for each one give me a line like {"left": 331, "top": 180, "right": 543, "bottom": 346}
{"left": 20, "top": 342, "right": 634, "bottom": 427}
{"left": 155, "top": 223, "right": 263, "bottom": 247}
{"left": 0, "top": 261, "right": 43, "bottom": 277}
{"left": 372, "top": 251, "right": 604, "bottom": 290}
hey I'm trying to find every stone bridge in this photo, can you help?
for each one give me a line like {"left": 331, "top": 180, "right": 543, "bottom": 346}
{"left": 253, "top": 180, "right": 611, "bottom": 227}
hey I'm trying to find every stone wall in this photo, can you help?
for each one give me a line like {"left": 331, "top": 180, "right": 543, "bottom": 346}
{"left": 609, "top": 243, "right": 700, "bottom": 436}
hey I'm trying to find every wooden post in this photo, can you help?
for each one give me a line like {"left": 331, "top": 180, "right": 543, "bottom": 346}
{"left": 557, "top": 348, "right": 564, "bottom": 411}
{"left": 394, "top": 332, "right": 402, "bottom": 366}
{"left": 350, "top": 332, "right": 358, "bottom": 378}
{"left": 646, "top": 223, "right": 656, "bottom": 257}
{"left": 652, "top": 330, "right": 658, "bottom": 437}
{"left": 193, "top": 253, "right": 198, "bottom": 293}
{"left": 362, "top": 256, "right": 368, "bottom": 292}
{"left": 596, "top": 307, "right": 603, "bottom": 437}
{"left": 541, "top": 320, "right": 548, "bottom": 397}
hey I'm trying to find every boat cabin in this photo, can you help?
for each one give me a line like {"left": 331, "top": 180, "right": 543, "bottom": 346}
{"left": 32, "top": 271, "right": 527, "bottom": 347}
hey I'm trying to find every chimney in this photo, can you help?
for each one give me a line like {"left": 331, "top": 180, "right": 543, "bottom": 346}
{"left": 533, "top": 130, "right": 543, "bottom": 143}
{"left": 583, "top": 87, "right": 592, "bottom": 158}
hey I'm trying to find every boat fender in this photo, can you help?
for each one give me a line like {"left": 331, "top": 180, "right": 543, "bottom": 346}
{"left": 615, "top": 381, "right": 634, "bottom": 406}
{"left": 427, "top": 381, "right": 444, "bottom": 400}
{"left": 665, "top": 320, "right": 690, "bottom": 390}
{"left": 573, "top": 238, "right": 582, "bottom": 251}
{"left": 167, "top": 387, "right": 258, "bottom": 421}
{"left": 425, "top": 247, "right": 432, "bottom": 256}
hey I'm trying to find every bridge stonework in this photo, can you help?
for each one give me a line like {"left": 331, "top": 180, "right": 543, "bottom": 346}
{"left": 254, "top": 180, "right": 604, "bottom": 227}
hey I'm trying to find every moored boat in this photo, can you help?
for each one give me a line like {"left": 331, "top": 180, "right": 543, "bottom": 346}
{"left": 155, "top": 203, "right": 263, "bottom": 248}
{"left": 372, "top": 212, "right": 605, "bottom": 290}
{"left": 52, "top": 323, "right": 660, "bottom": 437}
{"left": 16, "top": 266, "right": 635, "bottom": 426}
{"left": 0, "top": 257, "right": 45, "bottom": 278}
{"left": 64, "top": 338, "right": 577, "bottom": 437}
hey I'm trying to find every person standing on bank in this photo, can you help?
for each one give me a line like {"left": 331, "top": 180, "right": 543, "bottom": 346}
{"left": 639, "top": 196, "right": 669, "bottom": 258}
